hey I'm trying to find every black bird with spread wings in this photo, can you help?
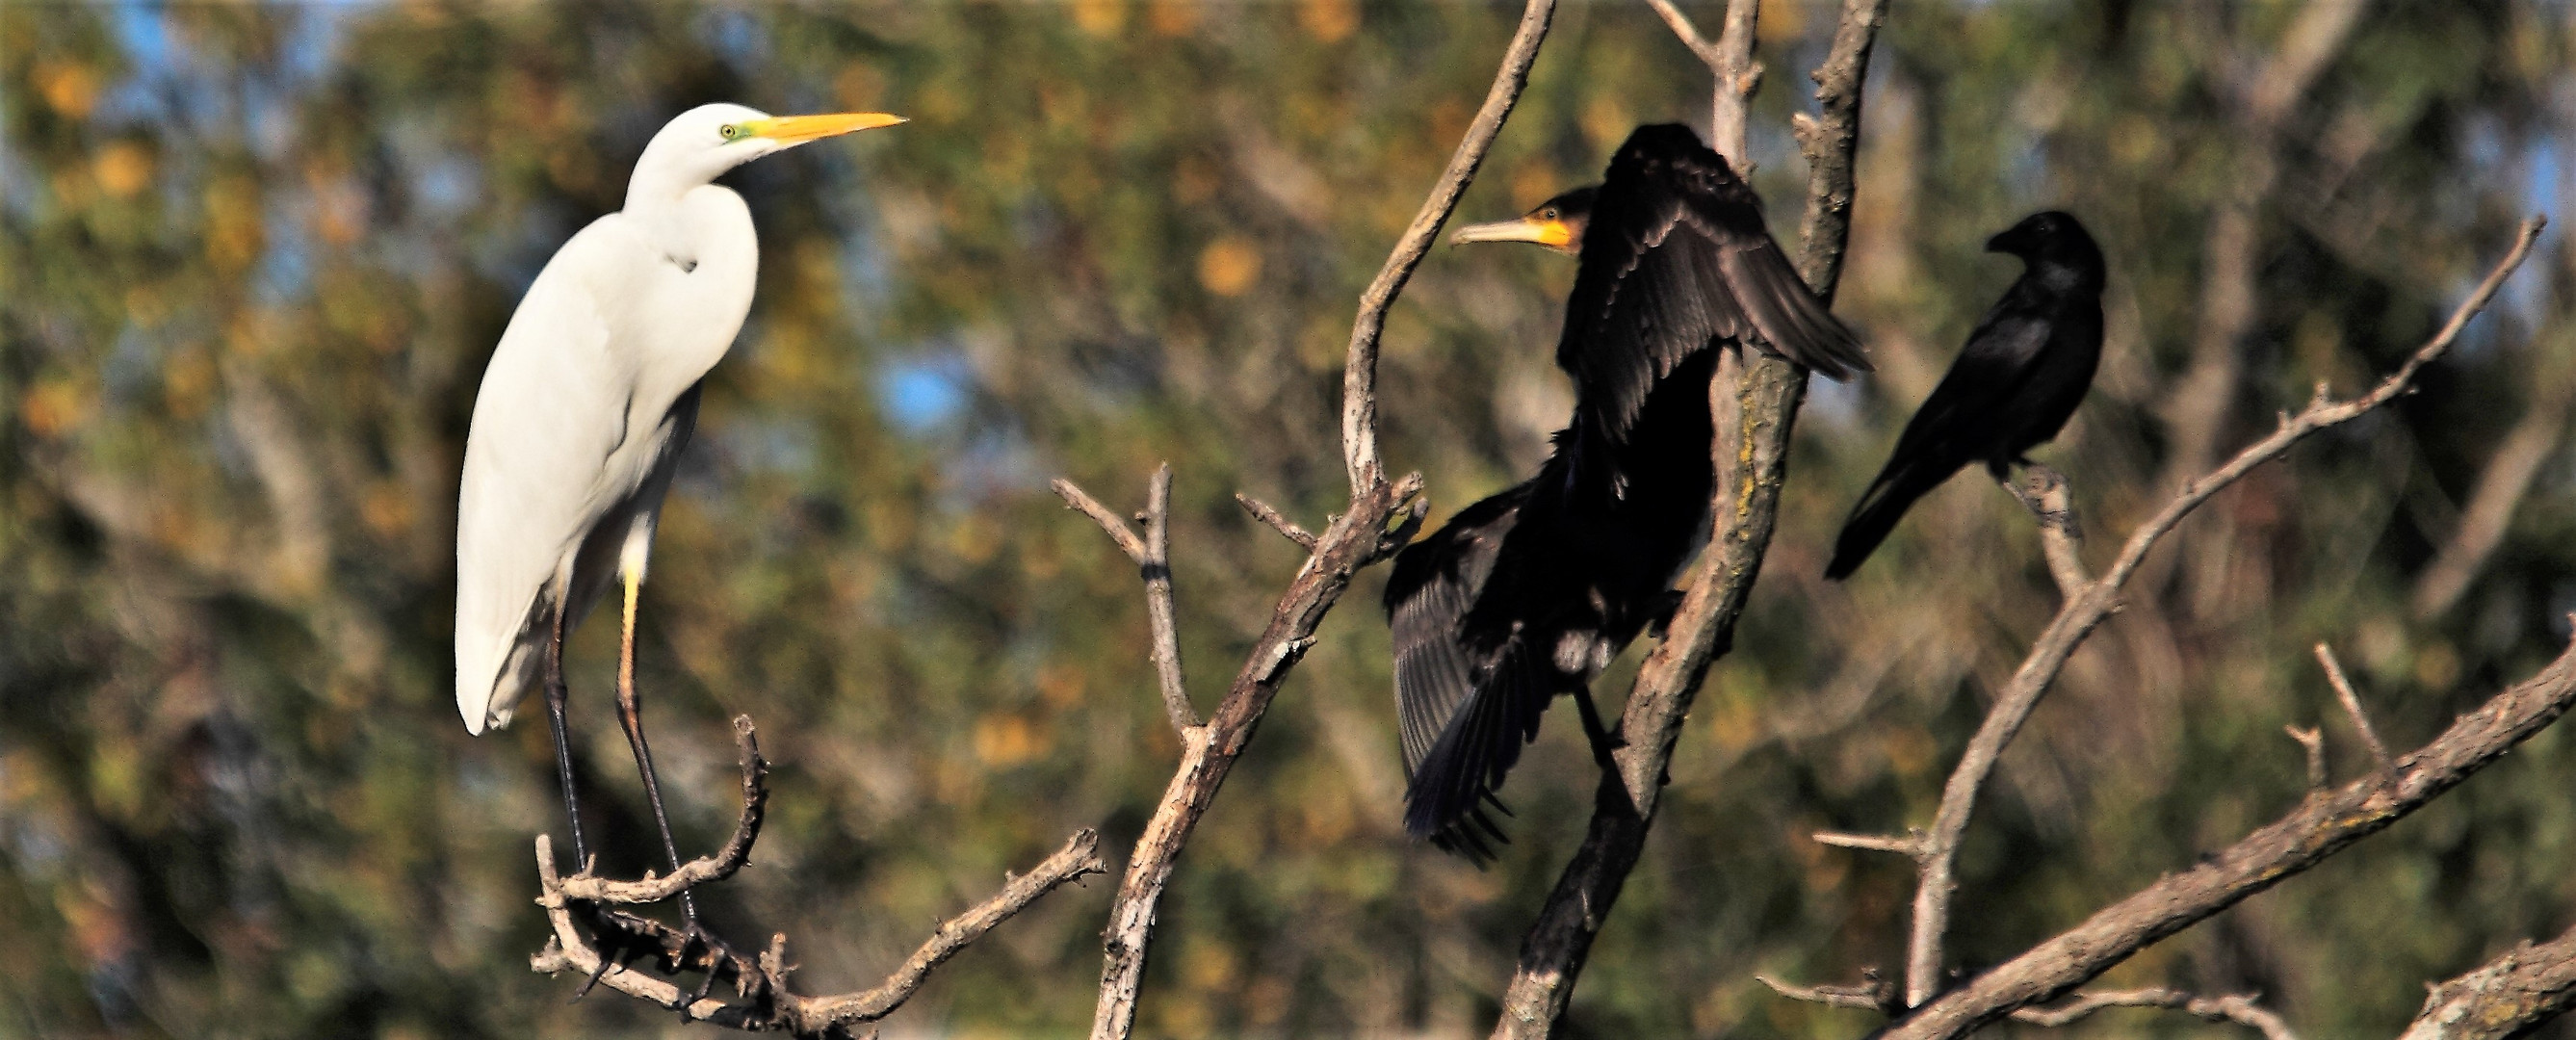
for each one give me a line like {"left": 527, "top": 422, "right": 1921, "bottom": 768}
{"left": 1825, "top": 211, "right": 2105, "bottom": 581}
{"left": 1386, "top": 124, "right": 1867, "bottom": 859}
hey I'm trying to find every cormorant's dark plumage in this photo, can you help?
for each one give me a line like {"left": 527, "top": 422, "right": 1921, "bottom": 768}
{"left": 1387, "top": 124, "right": 1864, "bottom": 859}
{"left": 1825, "top": 210, "right": 2105, "bottom": 581}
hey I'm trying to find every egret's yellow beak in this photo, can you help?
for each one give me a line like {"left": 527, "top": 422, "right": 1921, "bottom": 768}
{"left": 749, "top": 112, "right": 907, "bottom": 143}
{"left": 1452, "top": 217, "right": 1575, "bottom": 249}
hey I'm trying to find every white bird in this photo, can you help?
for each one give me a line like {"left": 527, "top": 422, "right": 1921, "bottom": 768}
{"left": 454, "top": 103, "right": 901, "bottom": 922}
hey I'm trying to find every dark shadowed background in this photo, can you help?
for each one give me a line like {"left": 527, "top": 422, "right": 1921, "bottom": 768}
{"left": 7, "top": 1, "right": 2575, "bottom": 1035}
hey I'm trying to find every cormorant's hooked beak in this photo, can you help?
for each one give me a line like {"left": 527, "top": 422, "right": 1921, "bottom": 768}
{"left": 746, "top": 112, "right": 908, "bottom": 145}
{"left": 1452, "top": 216, "right": 1579, "bottom": 252}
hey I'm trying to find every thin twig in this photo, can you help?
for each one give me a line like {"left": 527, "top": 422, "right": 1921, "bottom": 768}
{"left": 526, "top": 715, "right": 1106, "bottom": 1036}
{"left": 533, "top": 828, "right": 1106, "bottom": 1035}
{"left": 2012, "top": 988, "right": 2300, "bottom": 1040}
{"left": 1489, "top": 1, "right": 1889, "bottom": 1033}
{"left": 1052, "top": 479, "right": 1148, "bottom": 564}
{"left": 1878, "top": 636, "right": 2576, "bottom": 1039}
{"left": 1089, "top": 1, "right": 1549, "bottom": 1032}
{"left": 2315, "top": 642, "right": 2388, "bottom": 768}
{"left": 1814, "top": 830, "right": 1925, "bottom": 857}
{"left": 554, "top": 715, "right": 768, "bottom": 905}
{"left": 1757, "top": 971, "right": 1898, "bottom": 1013}
{"left": 1140, "top": 465, "right": 1198, "bottom": 732}
{"left": 2283, "top": 724, "right": 2327, "bottom": 790}
{"left": 1901, "top": 218, "right": 2545, "bottom": 1007}
{"left": 1998, "top": 464, "right": 2090, "bottom": 597}
{"left": 1643, "top": 0, "right": 1723, "bottom": 65}
{"left": 1338, "top": 0, "right": 1558, "bottom": 497}
{"left": 1234, "top": 492, "right": 1317, "bottom": 550}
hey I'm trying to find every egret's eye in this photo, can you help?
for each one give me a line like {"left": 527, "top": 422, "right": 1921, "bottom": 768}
{"left": 719, "top": 123, "right": 746, "bottom": 142}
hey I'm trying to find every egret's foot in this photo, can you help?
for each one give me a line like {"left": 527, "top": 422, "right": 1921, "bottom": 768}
{"left": 574, "top": 949, "right": 619, "bottom": 1001}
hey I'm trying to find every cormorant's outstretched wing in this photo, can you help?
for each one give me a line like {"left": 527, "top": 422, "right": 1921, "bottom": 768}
{"left": 1556, "top": 124, "right": 1867, "bottom": 496}
{"left": 1384, "top": 483, "right": 1544, "bottom": 862}
{"left": 1826, "top": 305, "right": 2054, "bottom": 579}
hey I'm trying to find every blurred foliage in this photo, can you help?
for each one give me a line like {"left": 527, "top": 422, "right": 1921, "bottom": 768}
{"left": 6, "top": 1, "right": 2576, "bottom": 1037}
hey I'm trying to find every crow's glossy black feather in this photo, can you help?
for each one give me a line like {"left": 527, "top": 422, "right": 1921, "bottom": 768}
{"left": 1827, "top": 211, "right": 2106, "bottom": 580}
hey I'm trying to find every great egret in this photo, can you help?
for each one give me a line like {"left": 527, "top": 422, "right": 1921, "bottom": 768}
{"left": 1388, "top": 123, "right": 1865, "bottom": 859}
{"left": 1827, "top": 211, "right": 2105, "bottom": 579}
{"left": 454, "top": 103, "right": 902, "bottom": 923}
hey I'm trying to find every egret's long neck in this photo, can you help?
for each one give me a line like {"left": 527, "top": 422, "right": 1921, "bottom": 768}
{"left": 622, "top": 168, "right": 723, "bottom": 263}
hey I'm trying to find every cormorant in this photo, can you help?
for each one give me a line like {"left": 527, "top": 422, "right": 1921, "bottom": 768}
{"left": 1825, "top": 211, "right": 2104, "bottom": 580}
{"left": 1387, "top": 124, "right": 1866, "bottom": 859}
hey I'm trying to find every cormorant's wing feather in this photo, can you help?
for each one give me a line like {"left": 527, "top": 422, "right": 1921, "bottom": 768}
{"left": 1402, "top": 635, "right": 1551, "bottom": 863}
{"left": 1385, "top": 484, "right": 1526, "bottom": 769}
{"left": 1386, "top": 482, "right": 1568, "bottom": 863}
{"left": 1554, "top": 125, "right": 1864, "bottom": 496}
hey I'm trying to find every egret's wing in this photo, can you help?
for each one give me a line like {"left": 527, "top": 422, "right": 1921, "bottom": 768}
{"left": 453, "top": 221, "right": 640, "bottom": 734}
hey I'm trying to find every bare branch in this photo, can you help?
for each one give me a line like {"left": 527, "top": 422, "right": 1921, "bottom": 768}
{"left": 1644, "top": 0, "right": 1761, "bottom": 150}
{"left": 1489, "top": 2, "right": 1890, "bottom": 1033}
{"left": 526, "top": 715, "right": 1106, "bottom": 1036}
{"left": 1757, "top": 970, "right": 1897, "bottom": 1013}
{"left": 2400, "top": 923, "right": 2576, "bottom": 1040}
{"left": 533, "top": 827, "right": 1106, "bottom": 1036}
{"left": 1055, "top": 471, "right": 1200, "bottom": 733}
{"left": 1902, "top": 218, "right": 2545, "bottom": 1006}
{"left": 1090, "top": 0, "right": 1552, "bottom": 1031}
{"left": 2315, "top": 642, "right": 2389, "bottom": 768}
{"left": 1141, "top": 465, "right": 1198, "bottom": 733}
{"left": 777, "top": 832, "right": 1106, "bottom": 1030}
{"left": 1814, "top": 830, "right": 1925, "bottom": 857}
{"left": 2013, "top": 988, "right": 2300, "bottom": 1040}
{"left": 1643, "top": 0, "right": 1723, "bottom": 66}
{"left": 1338, "top": 0, "right": 1558, "bottom": 496}
{"left": 1877, "top": 637, "right": 2576, "bottom": 1040}
{"left": 554, "top": 715, "right": 768, "bottom": 905}
{"left": 1234, "top": 492, "right": 1318, "bottom": 550}
{"left": 2284, "top": 724, "right": 2327, "bottom": 790}
{"left": 1998, "top": 464, "right": 2090, "bottom": 598}
{"left": 1052, "top": 479, "right": 1148, "bottom": 564}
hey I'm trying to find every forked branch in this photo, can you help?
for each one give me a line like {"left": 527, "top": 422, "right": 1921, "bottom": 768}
{"left": 1898, "top": 217, "right": 2545, "bottom": 1006}
{"left": 1084, "top": 2, "right": 1548, "bottom": 1035}
{"left": 528, "top": 716, "right": 1106, "bottom": 1037}
{"left": 1490, "top": 1, "right": 1891, "bottom": 1034}
{"left": 1881, "top": 636, "right": 2576, "bottom": 1039}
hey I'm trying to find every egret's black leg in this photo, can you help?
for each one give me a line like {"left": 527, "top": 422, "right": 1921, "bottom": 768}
{"left": 614, "top": 568, "right": 698, "bottom": 929}
{"left": 1572, "top": 686, "right": 1621, "bottom": 773}
{"left": 546, "top": 596, "right": 590, "bottom": 870}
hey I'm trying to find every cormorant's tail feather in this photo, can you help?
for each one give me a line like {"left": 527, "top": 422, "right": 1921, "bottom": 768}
{"left": 1825, "top": 460, "right": 1956, "bottom": 580}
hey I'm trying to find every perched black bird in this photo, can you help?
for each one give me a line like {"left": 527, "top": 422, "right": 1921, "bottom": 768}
{"left": 1386, "top": 124, "right": 1866, "bottom": 859}
{"left": 1825, "top": 211, "right": 2105, "bottom": 581}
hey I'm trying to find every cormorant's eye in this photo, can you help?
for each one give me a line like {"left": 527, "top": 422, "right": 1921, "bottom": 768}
{"left": 1541, "top": 208, "right": 1558, "bottom": 220}
{"left": 719, "top": 123, "right": 745, "bottom": 142}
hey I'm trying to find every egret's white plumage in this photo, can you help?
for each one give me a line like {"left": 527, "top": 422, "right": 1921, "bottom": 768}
{"left": 454, "top": 103, "right": 899, "bottom": 735}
